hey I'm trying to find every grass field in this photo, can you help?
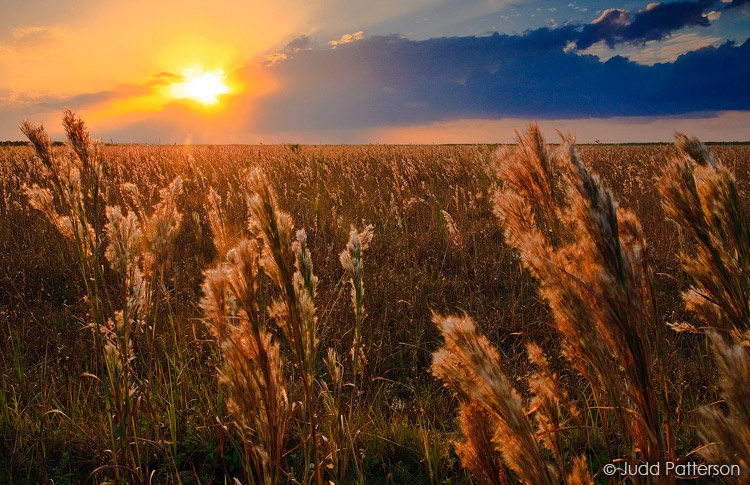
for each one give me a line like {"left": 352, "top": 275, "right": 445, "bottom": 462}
{"left": 1, "top": 113, "right": 749, "bottom": 484}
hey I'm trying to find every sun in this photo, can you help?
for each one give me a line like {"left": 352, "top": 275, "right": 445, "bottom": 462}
{"left": 171, "top": 68, "right": 230, "bottom": 105}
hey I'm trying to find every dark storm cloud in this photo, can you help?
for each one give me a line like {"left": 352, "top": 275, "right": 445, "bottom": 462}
{"left": 254, "top": 30, "right": 750, "bottom": 131}
{"left": 577, "top": 1, "right": 713, "bottom": 50}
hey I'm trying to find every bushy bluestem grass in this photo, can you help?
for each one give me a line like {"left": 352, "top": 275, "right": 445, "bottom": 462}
{"left": 659, "top": 135, "right": 750, "bottom": 481}
{"left": 434, "top": 125, "right": 670, "bottom": 483}
{"left": 6, "top": 110, "right": 750, "bottom": 483}
{"left": 21, "top": 113, "right": 191, "bottom": 482}
{"left": 202, "top": 239, "right": 290, "bottom": 485}
{"left": 203, "top": 166, "right": 380, "bottom": 483}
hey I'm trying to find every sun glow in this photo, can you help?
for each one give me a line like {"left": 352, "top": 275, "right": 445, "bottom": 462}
{"left": 171, "top": 68, "right": 230, "bottom": 105}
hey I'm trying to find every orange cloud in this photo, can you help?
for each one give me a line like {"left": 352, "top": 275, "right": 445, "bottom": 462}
{"left": 329, "top": 31, "right": 364, "bottom": 48}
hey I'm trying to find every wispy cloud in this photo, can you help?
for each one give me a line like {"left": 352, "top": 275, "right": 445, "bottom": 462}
{"left": 580, "top": 32, "right": 723, "bottom": 64}
{"left": 0, "top": 26, "right": 68, "bottom": 58}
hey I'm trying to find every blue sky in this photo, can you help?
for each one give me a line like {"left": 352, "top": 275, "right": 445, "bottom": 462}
{"left": 0, "top": 0, "right": 748, "bottom": 142}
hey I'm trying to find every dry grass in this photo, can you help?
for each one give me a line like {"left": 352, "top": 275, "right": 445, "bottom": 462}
{"left": 431, "top": 313, "right": 557, "bottom": 485}
{"left": 431, "top": 127, "right": 750, "bottom": 484}
{"left": 433, "top": 125, "right": 665, "bottom": 483}
{"left": 202, "top": 238, "right": 291, "bottom": 485}
{"left": 658, "top": 135, "right": 750, "bottom": 483}
{"left": 1, "top": 111, "right": 750, "bottom": 483}
{"left": 495, "top": 125, "right": 670, "bottom": 466}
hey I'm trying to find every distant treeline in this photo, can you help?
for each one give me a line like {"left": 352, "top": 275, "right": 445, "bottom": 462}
{"left": 0, "top": 140, "right": 65, "bottom": 147}
{"left": 1, "top": 140, "right": 747, "bottom": 148}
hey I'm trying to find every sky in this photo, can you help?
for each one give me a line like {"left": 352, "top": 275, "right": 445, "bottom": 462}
{"left": 0, "top": 0, "right": 748, "bottom": 143}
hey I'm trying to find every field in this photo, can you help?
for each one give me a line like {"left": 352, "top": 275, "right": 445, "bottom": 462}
{"left": 1, "top": 113, "right": 749, "bottom": 484}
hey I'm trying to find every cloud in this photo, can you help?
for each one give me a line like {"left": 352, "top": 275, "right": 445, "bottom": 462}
{"left": 4, "top": 1, "right": 748, "bottom": 143}
{"left": 148, "top": 72, "right": 183, "bottom": 87}
{"left": 0, "top": 26, "right": 67, "bottom": 58}
{"left": 15, "top": 71, "right": 182, "bottom": 113}
{"left": 285, "top": 35, "right": 312, "bottom": 53}
{"left": 329, "top": 31, "right": 364, "bottom": 48}
{"left": 580, "top": 32, "right": 723, "bottom": 64}
{"left": 577, "top": 1, "right": 713, "bottom": 50}
{"left": 0, "top": 69, "right": 191, "bottom": 140}
{"left": 265, "top": 53, "right": 288, "bottom": 65}
{"left": 723, "top": 0, "right": 750, "bottom": 7}
{"left": 252, "top": 30, "right": 750, "bottom": 132}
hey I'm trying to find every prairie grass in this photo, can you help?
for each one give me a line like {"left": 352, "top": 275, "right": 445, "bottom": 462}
{"left": 202, "top": 238, "right": 291, "bottom": 484}
{"left": 1, "top": 111, "right": 750, "bottom": 483}
{"left": 433, "top": 125, "right": 663, "bottom": 483}
{"left": 658, "top": 135, "right": 750, "bottom": 482}
{"left": 431, "top": 127, "right": 750, "bottom": 484}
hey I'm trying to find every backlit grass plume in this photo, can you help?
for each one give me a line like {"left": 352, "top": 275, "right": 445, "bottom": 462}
{"left": 94, "top": 204, "right": 149, "bottom": 482}
{"left": 21, "top": 111, "right": 171, "bottom": 482}
{"left": 493, "top": 125, "right": 671, "bottom": 467}
{"left": 431, "top": 313, "right": 556, "bottom": 485}
{"left": 452, "top": 401, "right": 507, "bottom": 485}
{"left": 700, "top": 332, "right": 750, "bottom": 479}
{"left": 659, "top": 136, "right": 750, "bottom": 479}
{"left": 432, "top": 311, "right": 594, "bottom": 484}
{"left": 22, "top": 109, "right": 107, "bottom": 337}
{"left": 142, "top": 175, "right": 183, "bottom": 275}
{"left": 202, "top": 239, "right": 291, "bottom": 485}
{"left": 526, "top": 342, "right": 581, "bottom": 473}
{"left": 339, "top": 224, "right": 374, "bottom": 387}
{"left": 433, "top": 124, "right": 672, "bottom": 482}
{"left": 315, "top": 224, "right": 374, "bottom": 483}
{"left": 659, "top": 134, "right": 750, "bottom": 332}
{"left": 245, "top": 170, "right": 324, "bottom": 484}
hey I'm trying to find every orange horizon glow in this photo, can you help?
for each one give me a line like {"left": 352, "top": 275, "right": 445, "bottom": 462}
{"left": 45, "top": 59, "right": 279, "bottom": 144}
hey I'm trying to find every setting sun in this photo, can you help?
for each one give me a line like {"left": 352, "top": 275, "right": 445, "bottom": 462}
{"left": 171, "top": 68, "right": 230, "bottom": 105}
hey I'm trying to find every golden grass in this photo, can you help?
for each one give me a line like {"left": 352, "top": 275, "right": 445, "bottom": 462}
{"left": 431, "top": 126, "right": 749, "bottom": 484}
{"left": 2, "top": 111, "right": 750, "bottom": 483}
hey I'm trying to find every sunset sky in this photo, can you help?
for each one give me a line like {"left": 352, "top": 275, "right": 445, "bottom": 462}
{"left": 1, "top": 0, "right": 748, "bottom": 143}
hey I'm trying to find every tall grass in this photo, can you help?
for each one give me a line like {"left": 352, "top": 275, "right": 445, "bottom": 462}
{"left": 432, "top": 126, "right": 750, "bottom": 483}
{"left": 658, "top": 135, "right": 750, "bottom": 480}
{"left": 22, "top": 110, "right": 107, "bottom": 355}
{"left": 22, "top": 112, "right": 151, "bottom": 481}
{"left": 433, "top": 125, "right": 667, "bottom": 483}
{"left": 3, "top": 110, "right": 750, "bottom": 482}
{"left": 659, "top": 134, "right": 750, "bottom": 333}
{"left": 19, "top": 113, "right": 202, "bottom": 482}
{"left": 499, "top": 125, "right": 670, "bottom": 465}
{"left": 431, "top": 313, "right": 561, "bottom": 485}
{"left": 202, "top": 238, "right": 291, "bottom": 484}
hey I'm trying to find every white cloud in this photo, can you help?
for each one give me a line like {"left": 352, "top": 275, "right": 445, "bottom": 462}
{"left": 580, "top": 33, "right": 723, "bottom": 65}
